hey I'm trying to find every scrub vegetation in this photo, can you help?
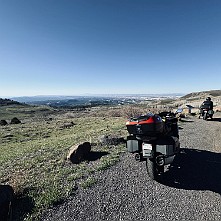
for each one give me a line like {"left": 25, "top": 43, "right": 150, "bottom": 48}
{"left": 0, "top": 104, "right": 129, "bottom": 220}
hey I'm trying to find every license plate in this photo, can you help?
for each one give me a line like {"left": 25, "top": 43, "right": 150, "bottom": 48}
{"left": 142, "top": 143, "right": 152, "bottom": 157}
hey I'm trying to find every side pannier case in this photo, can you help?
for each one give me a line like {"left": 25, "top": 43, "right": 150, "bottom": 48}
{"left": 155, "top": 136, "right": 180, "bottom": 156}
{"left": 126, "top": 135, "right": 142, "bottom": 153}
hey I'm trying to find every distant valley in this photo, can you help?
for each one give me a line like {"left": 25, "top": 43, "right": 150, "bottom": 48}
{"left": 1, "top": 90, "right": 221, "bottom": 111}
{"left": 10, "top": 94, "right": 184, "bottom": 108}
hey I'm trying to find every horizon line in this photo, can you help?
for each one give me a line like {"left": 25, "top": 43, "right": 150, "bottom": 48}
{"left": 1, "top": 93, "right": 186, "bottom": 99}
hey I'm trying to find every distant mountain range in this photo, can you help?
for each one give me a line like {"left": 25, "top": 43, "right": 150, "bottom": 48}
{"left": 9, "top": 96, "right": 142, "bottom": 108}
{"left": 10, "top": 93, "right": 185, "bottom": 103}
{"left": 5, "top": 94, "right": 184, "bottom": 108}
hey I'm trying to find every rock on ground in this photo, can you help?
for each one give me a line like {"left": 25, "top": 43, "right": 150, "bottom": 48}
{"left": 67, "top": 142, "right": 91, "bottom": 164}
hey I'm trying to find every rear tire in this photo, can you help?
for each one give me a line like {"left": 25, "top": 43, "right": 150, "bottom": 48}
{"left": 146, "top": 159, "right": 163, "bottom": 181}
{"left": 203, "top": 113, "right": 207, "bottom": 120}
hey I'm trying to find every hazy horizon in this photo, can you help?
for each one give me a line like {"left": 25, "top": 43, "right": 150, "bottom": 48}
{"left": 1, "top": 92, "right": 185, "bottom": 99}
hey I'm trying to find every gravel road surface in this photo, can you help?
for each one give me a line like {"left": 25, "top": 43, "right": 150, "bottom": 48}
{"left": 42, "top": 114, "right": 221, "bottom": 221}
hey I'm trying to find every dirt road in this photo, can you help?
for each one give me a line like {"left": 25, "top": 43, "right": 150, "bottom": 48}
{"left": 42, "top": 114, "right": 221, "bottom": 221}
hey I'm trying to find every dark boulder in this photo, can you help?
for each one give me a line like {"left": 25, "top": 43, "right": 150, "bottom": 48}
{"left": 0, "top": 120, "right": 8, "bottom": 126}
{"left": 67, "top": 142, "right": 91, "bottom": 164}
{"left": 10, "top": 117, "right": 21, "bottom": 124}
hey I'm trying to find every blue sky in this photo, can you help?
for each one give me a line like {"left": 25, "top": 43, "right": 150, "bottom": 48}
{"left": 0, "top": 0, "right": 221, "bottom": 97}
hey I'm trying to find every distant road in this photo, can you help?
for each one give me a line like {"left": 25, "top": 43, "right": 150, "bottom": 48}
{"left": 42, "top": 114, "right": 221, "bottom": 221}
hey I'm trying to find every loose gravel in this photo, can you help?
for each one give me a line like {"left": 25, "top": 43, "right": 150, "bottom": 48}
{"left": 42, "top": 114, "right": 221, "bottom": 221}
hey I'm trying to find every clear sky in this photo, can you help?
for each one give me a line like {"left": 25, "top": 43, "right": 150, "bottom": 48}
{"left": 0, "top": 0, "right": 221, "bottom": 97}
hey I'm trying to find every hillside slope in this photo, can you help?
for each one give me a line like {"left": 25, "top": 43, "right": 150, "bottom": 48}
{"left": 181, "top": 90, "right": 221, "bottom": 99}
{"left": 0, "top": 98, "right": 22, "bottom": 106}
{"left": 174, "top": 90, "right": 221, "bottom": 111}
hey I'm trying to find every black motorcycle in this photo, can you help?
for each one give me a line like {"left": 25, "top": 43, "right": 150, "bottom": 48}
{"left": 199, "top": 105, "right": 214, "bottom": 120}
{"left": 126, "top": 109, "right": 182, "bottom": 180}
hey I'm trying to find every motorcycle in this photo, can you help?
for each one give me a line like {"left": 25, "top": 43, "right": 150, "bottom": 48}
{"left": 199, "top": 106, "right": 214, "bottom": 120}
{"left": 126, "top": 109, "right": 182, "bottom": 180}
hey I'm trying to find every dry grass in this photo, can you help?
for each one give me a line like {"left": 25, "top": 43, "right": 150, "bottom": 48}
{"left": 0, "top": 106, "right": 129, "bottom": 220}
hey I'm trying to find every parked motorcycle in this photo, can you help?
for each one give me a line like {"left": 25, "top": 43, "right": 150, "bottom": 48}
{"left": 126, "top": 109, "right": 182, "bottom": 180}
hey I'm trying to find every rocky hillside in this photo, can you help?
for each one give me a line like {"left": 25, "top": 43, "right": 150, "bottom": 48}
{"left": 173, "top": 90, "right": 221, "bottom": 112}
